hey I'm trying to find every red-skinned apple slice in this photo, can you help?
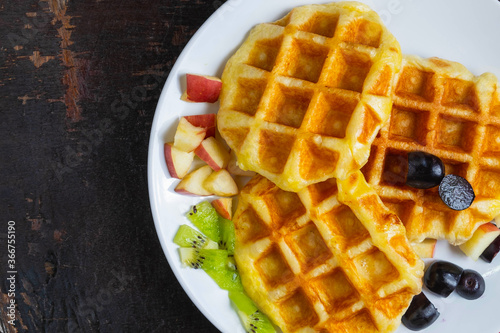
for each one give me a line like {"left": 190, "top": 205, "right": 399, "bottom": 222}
{"left": 184, "top": 114, "right": 216, "bottom": 138}
{"left": 194, "top": 137, "right": 230, "bottom": 171}
{"left": 211, "top": 198, "right": 233, "bottom": 220}
{"left": 411, "top": 239, "right": 437, "bottom": 259}
{"left": 181, "top": 74, "right": 222, "bottom": 103}
{"left": 203, "top": 169, "right": 239, "bottom": 197}
{"left": 173, "top": 117, "right": 207, "bottom": 152}
{"left": 175, "top": 165, "right": 214, "bottom": 196}
{"left": 459, "top": 222, "right": 500, "bottom": 260}
{"left": 164, "top": 142, "right": 194, "bottom": 179}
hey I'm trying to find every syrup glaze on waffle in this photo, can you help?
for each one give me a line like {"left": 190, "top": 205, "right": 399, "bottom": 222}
{"left": 234, "top": 171, "right": 423, "bottom": 333}
{"left": 362, "top": 55, "right": 500, "bottom": 245}
{"left": 218, "top": 2, "right": 402, "bottom": 192}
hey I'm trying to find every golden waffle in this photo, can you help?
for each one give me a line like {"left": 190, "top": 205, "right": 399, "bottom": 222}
{"left": 362, "top": 55, "right": 500, "bottom": 245}
{"left": 233, "top": 171, "right": 424, "bottom": 333}
{"left": 218, "top": 2, "right": 402, "bottom": 192}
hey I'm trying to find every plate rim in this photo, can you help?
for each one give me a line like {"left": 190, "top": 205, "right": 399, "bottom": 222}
{"left": 147, "top": 1, "right": 500, "bottom": 332}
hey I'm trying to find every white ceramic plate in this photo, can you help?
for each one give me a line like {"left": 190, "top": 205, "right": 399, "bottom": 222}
{"left": 148, "top": 1, "right": 500, "bottom": 332}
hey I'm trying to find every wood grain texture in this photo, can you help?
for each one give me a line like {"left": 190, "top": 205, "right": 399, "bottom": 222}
{"left": 0, "top": 0, "right": 225, "bottom": 332}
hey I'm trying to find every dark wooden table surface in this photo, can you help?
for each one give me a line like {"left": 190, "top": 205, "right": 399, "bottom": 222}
{"left": 1, "top": 0, "right": 225, "bottom": 332}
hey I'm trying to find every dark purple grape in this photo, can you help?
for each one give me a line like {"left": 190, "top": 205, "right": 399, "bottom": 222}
{"left": 402, "top": 292, "right": 440, "bottom": 331}
{"left": 438, "top": 174, "right": 475, "bottom": 210}
{"left": 456, "top": 269, "right": 485, "bottom": 300}
{"left": 480, "top": 234, "right": 500, "bottom": 263}
{"left": 406, "top": 151, "right": 445, "bottom": 189}
{"left": 424, "top": 260, "right": 463, "bottom": 297}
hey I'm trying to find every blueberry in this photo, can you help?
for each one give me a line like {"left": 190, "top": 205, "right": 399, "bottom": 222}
{"left": 480, "top": 234, "right": 500, "bottom": 263}
{"left": 402, "top": 292, "right": 440, "bottom": 331}
{"left": 424, "top": 260, "right": 463, "bottom": 297}
{"left": 406, "top": 151, "right": 445, "bottom": 189}
{"left": 456, "top": 269, "right": 485, "bottom": 300}
{"left": 438, "top": 174, "right": 475, "bottom": 211}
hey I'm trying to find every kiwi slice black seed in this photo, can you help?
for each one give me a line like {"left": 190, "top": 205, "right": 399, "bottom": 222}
{"left": 438, "top": 174, "right": 475, "bottom": 210}
{"left": 219, "top": 217, "right": 236, "bottom": 254}
{"left": 186, "top": 201, "right": 220, "bottom": 243}
{"left": 179, "top": 248, "right": 243, "bottom": 291}
{"left": 173, "top": 224, "right": 218, "bottom": 249}
{"left": 229, "top": 291, "right": 275, "bottom": 333}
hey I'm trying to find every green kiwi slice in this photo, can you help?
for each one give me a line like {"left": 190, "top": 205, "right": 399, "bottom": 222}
{"left": 186, "top": 201, "right": 220, "bottom": 243}
{"left": 179, "top": 248, "right": 243, "bottom": 291}
{"left": 229, "top": 291, "right": 275, "bottom": 333}
{"left": 173, "top": 224, "right": 218, "bottom": 249}
{"left": 218, "top": 217, "right": 236, "bottom": 254}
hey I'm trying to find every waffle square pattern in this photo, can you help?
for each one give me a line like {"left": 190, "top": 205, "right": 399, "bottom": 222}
{"left": 218, "top": 2, "right": 402, "bottom": 192}
{"left": 362, "top": 55, "right": 500, "bottom": 245}
{"left": 234, "top": 171, "right": 423, "bottom": 333}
